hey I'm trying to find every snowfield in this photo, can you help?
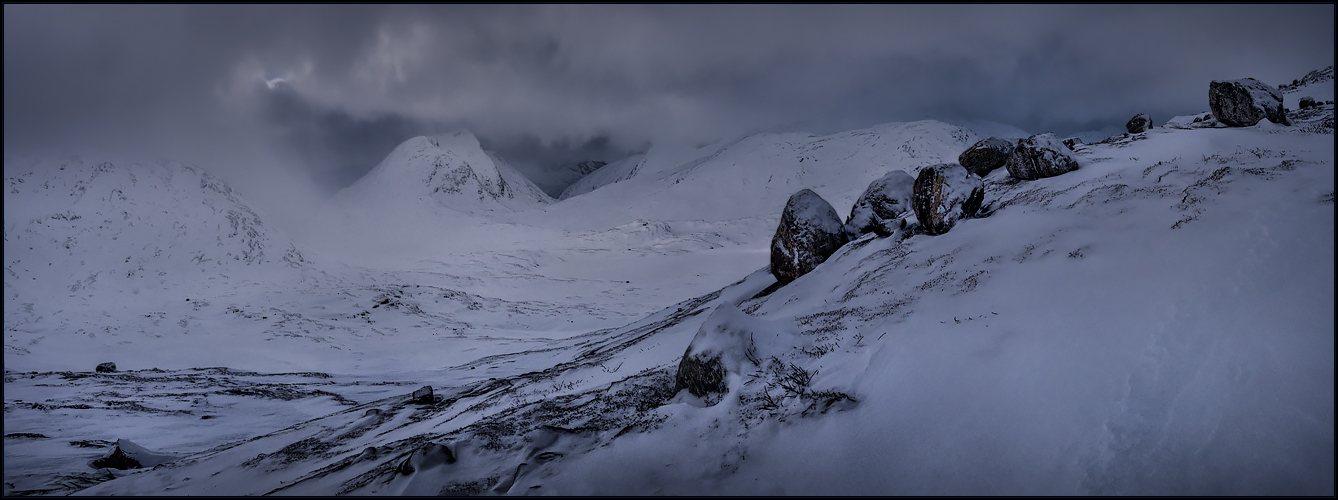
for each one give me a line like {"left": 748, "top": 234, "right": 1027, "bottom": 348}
{"left": 4, "top": 88, "right": 1334, "bottom": 494}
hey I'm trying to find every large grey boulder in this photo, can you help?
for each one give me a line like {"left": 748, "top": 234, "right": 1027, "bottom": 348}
{"left": 846, "top": 170, "right": 915, "bottom": 238}
{"left": 1299, "top": 96, "right": 1318, "bottom": 109}
{"left": 1126, "top": 113, "right": 1153, "bottom": 133}
{"left": 95, "top": 362, "right": 117, "bottom": 373}
{"left": 911, "top": 164, "right": 984, "bottom": 236}
{"left": 1209, "top": 78, "right": 1289, "bottom": 126}
{"left": 1005, "top": 133, "right": 1081, "bottom": 180}
{"left": 957, "top": 137, "right": 1015, "bottom": 177}
{"left": 411, "top": 385, "right": 434, "bottom": 404}
{"left": 770, "top": 189, "right": 848, "bottom": 285}
{"left": 675, "top": 304, "right": 759, "bottom": 398}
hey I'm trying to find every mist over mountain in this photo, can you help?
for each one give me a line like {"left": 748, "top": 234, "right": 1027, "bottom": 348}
{"left": 3, "top": 4, "right": 1334, "bottom": 496}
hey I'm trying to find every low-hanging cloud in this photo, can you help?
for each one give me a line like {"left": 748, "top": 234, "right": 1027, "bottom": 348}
{"left": 4, "top": 4, "right": 1334, "bottom": 205}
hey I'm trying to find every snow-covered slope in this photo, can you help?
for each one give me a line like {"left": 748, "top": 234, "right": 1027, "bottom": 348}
{"left": 559, "top": 154, "right": 644, "bottom": 200}
{"left": 25, "top": 112, "right": 1330, "bottom": 495}
{"left": 336, "top": 132, "right": 551, "bottom": 214}
{"left": 546, "top": 120, "right": 977, "bottom": 228}
{"left": 1280, "top": 65, "right": 1335, "bottom": 112}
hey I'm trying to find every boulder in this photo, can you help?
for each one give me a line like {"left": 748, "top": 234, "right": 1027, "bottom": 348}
{"left": 411, "top": 385, "right": 433, "bottom": 404}
{"left": 770, "top": 189, "right": 848, "bottom": 285}
{"left": 1299, "top": 96, "right": 1318, "bottom": 109}
{"left": 1062, "top": 137, "right": 1084, "bottom": 151}
{"left": 1005, "top": 133, "right": 1081, "bottom": 180}
{"left": 95, "top": 362, "right": 117, "bottom": 373}
{"left": 1126, "top": 113, "right": 1153, "bottom": 133}
{"left": 1209, "top": 78, "right": 1289, "bottom": 126}
{"left": 957, "top": 137, "right": 1015, "bottom": 177}
{"left": 911, "top": 164, "right": 984, "bottom": 236}
{"left": 846, "top": 170, "right": 915, "bottom": 237}
{"left": 676, "top": 304, "right": 760, "bottom": 398}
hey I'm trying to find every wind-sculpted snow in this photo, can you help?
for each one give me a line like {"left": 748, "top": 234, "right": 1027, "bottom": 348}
{"left": 4, "top": 115, "right": 1334, "bottom": 495}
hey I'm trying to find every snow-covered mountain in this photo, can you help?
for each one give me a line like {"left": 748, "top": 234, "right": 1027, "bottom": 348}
{"left": 3, "top": 77, "right": 1334, "bottom": 496}
{"left": 558, "top": 154, "right": 644, "bottom": 200}
{"left": 521, "top": 159, "right": 608, "bottom": 198}
{"left": 336, "top": 132, "right": 551, "bottom": 214}
{"left": 2, "top": 155, "right": 313, "bottom": 311}
{"left": 25, "top": 107, "right": 1327, "bottom": 496}
{"left": 547, "top": 120, "right": 978, "bottom": 227}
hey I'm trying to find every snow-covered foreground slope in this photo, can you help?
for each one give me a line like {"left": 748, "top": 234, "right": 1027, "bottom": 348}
{"left": 8, "top": 110, "right": 1328, "bottom": 495}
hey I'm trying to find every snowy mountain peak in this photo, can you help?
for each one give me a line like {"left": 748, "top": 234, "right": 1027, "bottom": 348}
{"left": 338, "top": 132, "right": 550, "bottom": 213}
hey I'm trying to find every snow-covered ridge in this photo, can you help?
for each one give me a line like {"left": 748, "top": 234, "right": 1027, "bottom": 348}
{"left": 545, "top": 120, "right": 978, "bottom": 230}
{"left": 3, "top": 156, "right": 307, "bottom": 291}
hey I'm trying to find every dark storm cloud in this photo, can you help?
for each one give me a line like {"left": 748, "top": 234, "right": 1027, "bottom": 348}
{"left": 5, "top": 4, "right": 1334, "bottom": 201}
{"left": 261, "top": 82, "right": 431, "bottom": 191}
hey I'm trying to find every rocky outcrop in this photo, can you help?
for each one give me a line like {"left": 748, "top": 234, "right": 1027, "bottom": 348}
{"left": 90, "top": 439, "right": 177, "bottom": 470}
{"left": 411, "top": 386, "right": 434, "bottom": 404}
{"left": 912, "top": 164, "right": 984, "bottom": 236}
{"left": 676, "top": 353, "right": 726, "bottom": 398}
{"left": 1005, "top": 133, "right": 1081, "bottom": 180}
{"left": 675, "top": 304, "right": 760, "bottom": 398}
{"left": 957, "top": 137, "right": 1015, "bottom": 177}
{"left": 96, "top": 362, "right": 117, "bottom": 373}
{"left": 1209, "top": 79, "right": 1289, "bottom": 127}
{"left": 846, "top": 171, "right": 915, "bottom": 237}
{"left": 1299, "top": 96, "right": 1318, "bottom": 109}
{"left": 1126, "top": 113, "right": 1153, "bottom": 133}
{"left": 770, "top": 189, "right": 848, "bottom": 285}
{"left": 1062, "top": 137, "right": 1083, "bottom": 151}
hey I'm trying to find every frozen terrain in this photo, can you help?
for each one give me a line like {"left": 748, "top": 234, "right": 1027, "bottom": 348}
{"left": 3, "top": 75, "right": 1334, "bottom": 495}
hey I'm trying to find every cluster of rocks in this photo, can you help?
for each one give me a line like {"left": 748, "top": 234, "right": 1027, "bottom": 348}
{"left": 766, "top": 129, "right": 1086, "bottom": 289}
{"left": 1126, "top": 113, "right": 1153, "bottom": 133}
{"left": 679, "top": 71, "right": 1325, "bottom": 400}
{"left": 1298, "top": 97, "right": 1334, "bottom": 110}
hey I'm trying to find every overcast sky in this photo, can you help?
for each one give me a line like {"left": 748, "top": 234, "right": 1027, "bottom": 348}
{"left": 4, "top": 4, "right": 1334, "bottom": 198}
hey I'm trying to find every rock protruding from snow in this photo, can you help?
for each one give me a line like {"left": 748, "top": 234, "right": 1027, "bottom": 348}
{"left": 770, "top": 189, "right": 849, "bottom": 285}
{"left": 912, "top": 164, "right": 984, "bottom": 236}
{"left": 1299, "top": 96, "right": 1319, "bottom": 109}
{"left": 676, "top": 303, "right": 760, "bottom": 398}
{"left": 846, "top": 171, "right": 915, "bottom": 237}
{"left": 957, "top": 137, "right": 1016, "bottom": 177}
{"left": 1209, "top": 79, "right": 1290, "bottom": 127}
{"left": 90, "top": 439, "right": 178, "bottom": 470}
{"left": 1062, "top": 137, "right": 1084, "bottom": 151}
{"left": 411, "top": 386, "right": 434, "bottom": 404}
{"left": 1126, "top": 113, "right": 1153, "bottom": 133}
{"left": 95, "top": 362, "right": 117, "bottom": 373}
{"left": 1005, "top": 133, "right": 1081, "bottom": 180}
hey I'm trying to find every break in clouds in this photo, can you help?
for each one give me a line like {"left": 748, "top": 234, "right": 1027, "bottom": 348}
{"left": 3, "top": 4, "right": 1334, "bottom": 195}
